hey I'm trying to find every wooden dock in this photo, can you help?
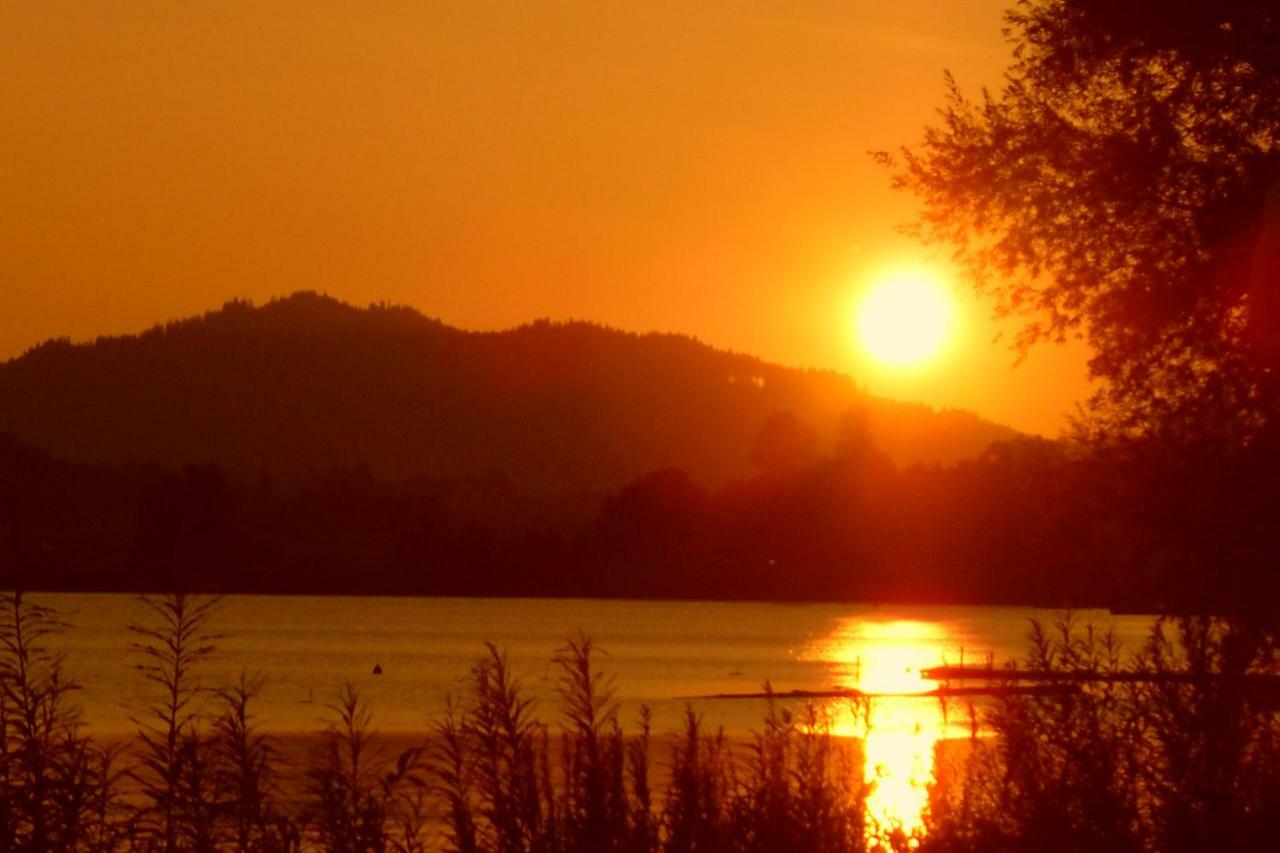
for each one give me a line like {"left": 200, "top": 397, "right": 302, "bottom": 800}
{"left": 692, "top": 684, "right": 1081, "bottom": 701}
{"left": 689, "top": 666, "right": 1280, "bottom": 705}
{"left": 922, "top": 665, "right": 1280, "bottom": 688}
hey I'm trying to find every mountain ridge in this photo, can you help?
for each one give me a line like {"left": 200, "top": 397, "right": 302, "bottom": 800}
{"left": 0, "top": 292, "right": 1019, "bottom": 491}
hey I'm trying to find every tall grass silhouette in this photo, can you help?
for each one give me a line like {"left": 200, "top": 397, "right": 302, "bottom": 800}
{"left": 3, "top": 592, "right": 1280, "bottom": 851}
{"left": 921, "top": 614, "right": 1280, "bottom": 852}
{"left": 0, "top": 591, "right": 125, "bottom": 852}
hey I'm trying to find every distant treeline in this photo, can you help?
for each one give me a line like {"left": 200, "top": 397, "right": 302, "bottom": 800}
{"left": 4, "top": 409, "right": 1276, "bottom": 611}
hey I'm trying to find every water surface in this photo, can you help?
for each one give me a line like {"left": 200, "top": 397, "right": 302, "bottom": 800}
{"left": 42, "top": 593, "right": 1156, "bottom": 831}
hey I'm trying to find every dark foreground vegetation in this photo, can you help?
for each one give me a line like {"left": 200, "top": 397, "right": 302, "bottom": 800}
{"left": 3, "top": 591, "right": 876, "bottom": 853}
{"left": 926, "top": 615, "right": 1280, "bottom": 853}
{"left": 4, "top": 590, "right": 1280, "bottom": 852}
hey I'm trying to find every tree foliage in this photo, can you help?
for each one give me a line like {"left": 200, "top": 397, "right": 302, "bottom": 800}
{"left": 884, "top": 0, "right": 1280, "bottom": 443}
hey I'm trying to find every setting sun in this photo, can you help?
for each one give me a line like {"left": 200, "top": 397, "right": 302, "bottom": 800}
{"left": 856, "top": 270, "right": 956, "bottom": 368}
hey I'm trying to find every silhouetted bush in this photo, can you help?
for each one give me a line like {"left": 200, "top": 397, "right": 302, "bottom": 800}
{"left": 922, "top": 615, "right": 1280, "bottom": 853}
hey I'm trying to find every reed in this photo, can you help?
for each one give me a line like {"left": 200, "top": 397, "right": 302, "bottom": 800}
{"left": 5, "top": 589, "right": 1279, "bottom": 852}
{"left": 430, "top": 695, "right": 478, "bottom": 853}
{"left": 730, "top": 697, "right": 869, "bottom": 853}
{"left": 0, "top": 590, "right": 120, "bottom": 852}
{"left": 128, "top": 592, "right": 223, "bottom": 852}
{"left": 921, "top": 614, "right": 1280, "bottom": 853}
{"left": 304, "top": 684, "right": 386, "bottom": 850}
{"left": 211, "top": 673, "right": 294, "bottom": 852}
{"left": 662, "top": 705, "right": 732, "bottom": 852}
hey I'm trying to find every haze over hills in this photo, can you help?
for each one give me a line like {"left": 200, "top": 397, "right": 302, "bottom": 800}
{"left": 0, "top": 294, "right": 1192, "bottom": 610}
{"left": 0, "top": 293, "right": 1017, "bottom": 490}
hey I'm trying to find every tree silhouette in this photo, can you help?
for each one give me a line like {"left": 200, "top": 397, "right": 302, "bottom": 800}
{"left": 750, "top": 412, "right": 818, "bottom": 479}
{"left": 883, "top": 0, "right": 1280, "bottom": 444}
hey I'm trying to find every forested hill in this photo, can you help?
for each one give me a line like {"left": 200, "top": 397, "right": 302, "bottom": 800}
{"left": 0, "top": 292, "right": 1016, "bottom": 491}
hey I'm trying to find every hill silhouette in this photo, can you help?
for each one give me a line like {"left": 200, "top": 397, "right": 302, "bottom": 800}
{"left": 0, "top": 292, "right": 1016, "bottom": 491}
{"left": 1, "top": 298, "right": 1233, "bottom": 610}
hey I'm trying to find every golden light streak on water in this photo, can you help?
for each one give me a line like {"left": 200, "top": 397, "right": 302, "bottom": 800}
{"left": 860, "top": 697, "right": 943, "bottom": 840}
{"left": 808, "top": 619, "right": 950, "bottom": 840}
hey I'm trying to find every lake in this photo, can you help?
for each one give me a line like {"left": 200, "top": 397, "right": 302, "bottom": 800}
{"left": 39, "top": 593, "right": 1157, "bottom": 831}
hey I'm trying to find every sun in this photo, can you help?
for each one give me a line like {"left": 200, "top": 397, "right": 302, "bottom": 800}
{"left": 856, "top": 270, "right": 955, "bottom": 367}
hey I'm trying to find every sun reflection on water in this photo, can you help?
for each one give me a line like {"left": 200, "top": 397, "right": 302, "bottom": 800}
{"left": 808, "top": 619, "right": 950, "bottom": 839}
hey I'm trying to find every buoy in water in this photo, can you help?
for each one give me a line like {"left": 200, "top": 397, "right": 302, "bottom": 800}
{"left": 372, "top": 663, "right": 383, "bottom": 675}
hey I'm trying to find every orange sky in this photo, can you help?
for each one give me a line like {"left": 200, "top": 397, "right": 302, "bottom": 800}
{"left": 0, "top": 1, "right": 1092, "bottom": 436}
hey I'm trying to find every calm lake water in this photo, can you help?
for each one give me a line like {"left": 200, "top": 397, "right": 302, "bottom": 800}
{"left": 40, "top": 593, "right": 1156, "bottom": 830}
